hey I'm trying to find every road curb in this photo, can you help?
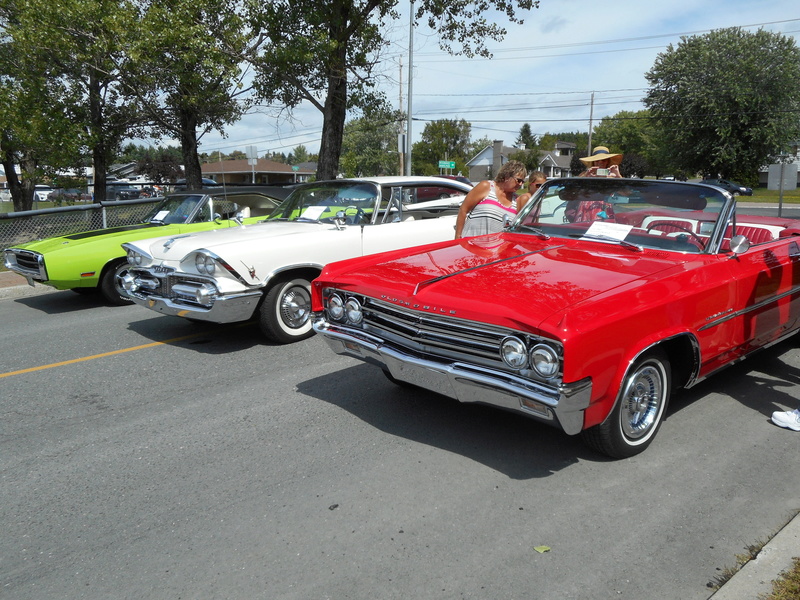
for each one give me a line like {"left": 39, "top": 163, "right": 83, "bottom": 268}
{"left": 709, "top": 511, "right": 800, "bottom": 599}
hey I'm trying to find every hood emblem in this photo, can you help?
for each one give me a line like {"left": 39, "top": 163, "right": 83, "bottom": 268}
{"left": 162, "top": 234, "right": 191, "bottom": 250}
{"left": 242, "top": 261, "right": 256, "bottom": 279}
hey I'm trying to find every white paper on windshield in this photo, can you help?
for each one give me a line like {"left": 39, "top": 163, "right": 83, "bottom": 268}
{"left": 153, "top": 210, "right": 170, "bottom": 221}
{"left": 582, "top": 221, "right": 633, "bottom": 240}
{"left": 300, "top": 205, "right": 326, "bottom": 220}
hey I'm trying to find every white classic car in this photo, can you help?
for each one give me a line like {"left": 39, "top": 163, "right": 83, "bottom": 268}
{"left": 121, "top": 176, "right": 472, "bottom": 343}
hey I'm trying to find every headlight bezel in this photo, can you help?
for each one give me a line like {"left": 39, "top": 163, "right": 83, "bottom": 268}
{"left": 126, "top": 249, "right": 144, "bottom": 266}
{"left": 327, "top": 293, "right": 345, "bottom": 321}
{"left": 529, "top": 343, "right": 560, "bottom": 379}
{"left": 194, "top": 253, "right": 216, "bottom": 275}
{"left": 344, "top": 297, "right": 364, "bottom": 325}
{"left": 500, "top": 336, "right": 529, "bottom": 369}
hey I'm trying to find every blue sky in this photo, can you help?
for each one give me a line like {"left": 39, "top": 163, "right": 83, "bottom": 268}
{"left": 196, "top": 0, "right": 800, "bottom": 158}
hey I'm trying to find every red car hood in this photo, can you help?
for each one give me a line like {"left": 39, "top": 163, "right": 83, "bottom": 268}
{"left": 326, "top": 233, "right": 691, "bottom": 333}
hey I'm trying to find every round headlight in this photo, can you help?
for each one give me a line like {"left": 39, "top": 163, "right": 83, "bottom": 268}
{"left": 345, "top": 297, "right": 363, "bottom": 324}
{"left": 328, "top": 294, "right": 345, "bottom": 321}
{"left": 500, "top": 336, "right": 528, "bottom": 369}
{"left": 195, "top": 254, "right": 215, "bottom": 275}
{"left": 127, "top": 250, "right": 142, "bottom": 265}
{"left": 530, "top": 343, "right": 560, "bottom": 378}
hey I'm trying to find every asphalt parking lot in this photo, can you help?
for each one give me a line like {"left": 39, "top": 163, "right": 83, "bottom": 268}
{"left": 1, "top": 276, "right": 798, "bottom": 599}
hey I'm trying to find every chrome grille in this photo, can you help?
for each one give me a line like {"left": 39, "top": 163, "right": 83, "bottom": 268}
{"left": 327, "top": 292, "right": 562, "bottom": 381}
{"left": 5, "top": 249, "right": 46, "bottom": 279}
{"left": 362, "top": 297, "right": 514, "bottom": 362}
{"left": 133, "top": 271, "right": 213, "bottom": 306}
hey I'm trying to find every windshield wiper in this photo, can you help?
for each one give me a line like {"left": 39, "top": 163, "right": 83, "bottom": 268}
{"left": 570, "top": 233, "right": 642, "bottom": 252}
{"left": 515, "top": 225, "right": 550, "bottom": 239}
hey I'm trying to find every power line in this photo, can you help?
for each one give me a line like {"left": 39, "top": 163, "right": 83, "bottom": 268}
{"left": 412, "top": 18, "right": 800, "bottom": 58}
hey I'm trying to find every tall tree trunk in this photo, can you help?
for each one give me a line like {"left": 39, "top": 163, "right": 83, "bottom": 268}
{"left": 0, "top": 131, "right": 31, "bottom": 212}
{"left": 89, "top": 71, "right": 108, "bottom": 205}
{"left": 316, "top": 48, "right": 348, "bottom": 181}
{"left": 179, "top": 107, "right": 202, "bottom": 189}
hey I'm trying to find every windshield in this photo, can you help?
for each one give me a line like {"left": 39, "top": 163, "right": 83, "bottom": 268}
{"left": 267, "top": 181, "right": 380, "bottom": 223}
{"left": 144, "top": 194, "right": 208, "bottom": 224}
{"left": 512, "top": 178, "right": 729, "bottom": 254}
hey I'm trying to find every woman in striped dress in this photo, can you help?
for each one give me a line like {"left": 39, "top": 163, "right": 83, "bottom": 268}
{"left": 455, "top": 160, "right": 527, "bottom": 239}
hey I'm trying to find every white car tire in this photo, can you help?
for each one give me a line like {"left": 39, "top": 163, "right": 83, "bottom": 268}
{"left": 258, "top": 277, "right": 314, "bottom": 344}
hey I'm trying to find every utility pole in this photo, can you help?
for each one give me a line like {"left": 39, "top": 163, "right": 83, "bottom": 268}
{"left": 399, "top": 58, "right": 404, "bottom": 176}
{"left": 405, "top": 0, "right": 413, "bottom": 176}
{"left": 587, "top": 91, "right": 595, "bottom": 154}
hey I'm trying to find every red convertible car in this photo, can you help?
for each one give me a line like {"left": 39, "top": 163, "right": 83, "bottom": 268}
{"left": 311, "top": 178, "right": 800, "bottom": 458}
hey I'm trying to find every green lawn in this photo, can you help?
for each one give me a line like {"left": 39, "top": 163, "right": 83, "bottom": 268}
{"left": 742, "top": 188, "right": 800, "bottom": 203}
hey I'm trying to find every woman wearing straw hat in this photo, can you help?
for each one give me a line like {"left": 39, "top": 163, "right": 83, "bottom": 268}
{"left": 579, "top": 146, "right": 623, "bottom": 178}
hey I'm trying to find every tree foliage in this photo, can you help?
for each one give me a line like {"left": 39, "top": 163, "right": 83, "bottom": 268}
{"left": 136, "top": 149, "right": 185, "bottom": 184}
{"left": 340, "top": 110, "right": 403, "bottom": 177}
{"left": 0, "top": 0, "right": 141, "bottom": 207}
{"left": 515, "top": 123, "right": 537, "bottom": 150}
{"left": 247, "top": 0, "right": 538, "bottom": 180}
{"left": 645, "top": 27, "right": 800, "bottom": 181}
{"left": 412, "top": 119, "right": 472, "bottom": 175}
{"left": 130, "top": 0, "right": 253, "bottom": 189}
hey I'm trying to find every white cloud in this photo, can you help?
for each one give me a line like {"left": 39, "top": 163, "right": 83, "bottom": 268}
{"left": 196, "top": 0, "right": 800, "bottom": 155}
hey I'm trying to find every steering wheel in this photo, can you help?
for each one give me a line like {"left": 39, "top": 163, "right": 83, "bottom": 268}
{"left": 646, "top": 222, "right": 705, "bottom": 246}
{"left": 344, "top": 205, "right": 367, "bottom": 225}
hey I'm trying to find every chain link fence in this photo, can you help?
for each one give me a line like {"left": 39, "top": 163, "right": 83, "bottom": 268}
{"left": 0, "top": 198, "right": 162, "bottom": 254}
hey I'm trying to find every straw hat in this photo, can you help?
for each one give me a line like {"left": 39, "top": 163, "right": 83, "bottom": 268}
{"left": 580, "top": 146, "right": 623, "bottom": 166}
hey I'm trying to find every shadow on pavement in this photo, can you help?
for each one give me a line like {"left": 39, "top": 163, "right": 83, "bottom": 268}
{"left": 125, "top": 315, "right": 267, "bottom": 355}
{"left": 296, "top": 362, "right": 604, "bottom": 480}
{"left": 13, "top": 289, "right": 110, "bottom": 314}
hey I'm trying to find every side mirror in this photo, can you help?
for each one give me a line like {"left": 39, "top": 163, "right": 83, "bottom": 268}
{"left": 729, "top": 234, "right": 751, "bottom": 255}
{"left": 333, "top": 210, "right": 346, "bottom": 230}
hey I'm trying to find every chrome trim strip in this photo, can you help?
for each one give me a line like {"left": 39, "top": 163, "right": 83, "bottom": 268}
{"left": 687, "top": 328, "right": 800, "bottom": 388}
{"left": 699, "top": 284, "right": 800, "bottom": 331}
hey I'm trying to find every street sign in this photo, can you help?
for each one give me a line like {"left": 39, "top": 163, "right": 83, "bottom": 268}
{"left": 438, "top": 160, "right": 456, "bottom": 169}
{"left": 768, "top": 163, "right": 798, "bottom": 191}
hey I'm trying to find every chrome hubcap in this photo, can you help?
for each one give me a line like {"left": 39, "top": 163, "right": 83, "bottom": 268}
{"left": 280, "top": 287, "right": 311, "bottom": 329}
{"left": 621, "top": 364, "right": 663, "bottom": 439}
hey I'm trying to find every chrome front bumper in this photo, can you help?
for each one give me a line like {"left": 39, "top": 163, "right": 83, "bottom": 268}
{"left": 313, "top": 318, "right": 591, "bottom": 435}
{"left": 129, "top": 291, "right": 262, "bottom": 323}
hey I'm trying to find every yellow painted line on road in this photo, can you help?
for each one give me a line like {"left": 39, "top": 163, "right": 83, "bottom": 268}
{"left": 0, "top": 332, "right": 206, "bottom": 379}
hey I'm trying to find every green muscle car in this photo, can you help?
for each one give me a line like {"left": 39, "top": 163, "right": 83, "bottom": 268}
{"left": 3, "top": 186, "right": 290, "bottom": 304}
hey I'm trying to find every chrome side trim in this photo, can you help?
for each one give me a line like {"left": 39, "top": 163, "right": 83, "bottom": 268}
{"left": 699, "top": 284, "right": 800, "bottom": 331}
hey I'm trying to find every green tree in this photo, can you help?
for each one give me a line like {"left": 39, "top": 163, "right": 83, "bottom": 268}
{"left": 411, "top": 118, "right": 471, "bottom": 175}
{"left": 290, "top": 145, "right": 310, "bottom": 165}
{"left": 130, "top": 0, "right": 253, "bottom": 189}
{"left": 591, "top": 111, "right": 656, "bottom": 177}
{"left": 247, "top": 0, "right": 538, "bottom": 180}
{"left": 592, "top": 111, "right": 652, "bottom": 158}
{"left": 340, "top": 110, "right": 403, "bottom": 177}
{"left": 515, "top": 123, "right": 537, "bottom": 150}
{"left": 0, "top": 0, "right": 140, "bottom": 206}
{"left": 645, "top": 27, "right": 800, "bottom": 182}
{"left": 137, "top": 149, "right": 184, "bottom": 184}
